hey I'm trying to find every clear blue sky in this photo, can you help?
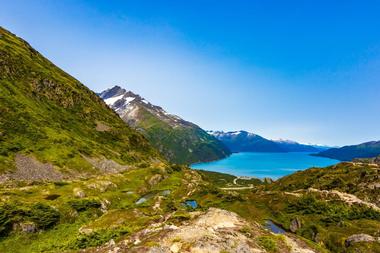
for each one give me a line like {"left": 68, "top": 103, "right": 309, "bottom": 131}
{"left": 2, "top": 0, "right": 380, "bottom": 146}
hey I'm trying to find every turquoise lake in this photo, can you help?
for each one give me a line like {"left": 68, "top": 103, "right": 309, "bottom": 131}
{"left": 191, "top": 152, "right": 340, "bottom": 179}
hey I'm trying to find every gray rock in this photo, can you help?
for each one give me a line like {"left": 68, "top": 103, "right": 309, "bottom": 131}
{"left": 290, "top": 217, "right": 302, "bottom": 233}
{"left": 13, "top": 222, "right": 37, "bottom": 233}
{"left": 73, "top": 188, "right": 86, "bottom": 198}
{"left": 263, "top": 177, "right": 274, "bottom": 184}
{"left": 345, "top": 234, "right": 376, "bottom": 247}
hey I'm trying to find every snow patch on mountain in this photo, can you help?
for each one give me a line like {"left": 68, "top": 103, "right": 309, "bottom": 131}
{"left": 104, "top": 94, "right": 124, "bottom": 106}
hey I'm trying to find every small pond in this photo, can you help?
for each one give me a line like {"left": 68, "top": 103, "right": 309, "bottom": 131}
{"left": 265, "top": 220, "right": 285, "bottom": 234}
{"left": 184, "top": 200, "right": 198, "bottom": 209}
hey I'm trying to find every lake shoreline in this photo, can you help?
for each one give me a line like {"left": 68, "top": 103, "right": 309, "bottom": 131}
{"left": 191, "top": 151, "right": 340, "bottom": 179}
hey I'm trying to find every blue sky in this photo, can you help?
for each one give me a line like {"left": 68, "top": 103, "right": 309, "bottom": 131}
{"left": 1, "top": 0, "right": 380, "bottom": 146}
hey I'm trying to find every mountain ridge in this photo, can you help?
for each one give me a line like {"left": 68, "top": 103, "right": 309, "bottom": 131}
{"left": 99, "top": 86, "right": 231, "bottom": 164}
{"left": 315, "top": 140, "right": 380, "bottom": 161}
{"left": 208, "top": 130, "right": 328, "bottom": 153}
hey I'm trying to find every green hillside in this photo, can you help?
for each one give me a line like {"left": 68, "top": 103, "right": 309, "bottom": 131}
{"left": 0, "top": 27, "right": 161, "bottom": 178}
{"left": 134, "top": 106, "right": 230, "bottom": 164}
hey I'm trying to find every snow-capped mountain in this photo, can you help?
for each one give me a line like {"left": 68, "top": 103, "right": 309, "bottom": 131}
{"left": 99, "top": 86, "right": 230, "bottom": 164}
{"left": 208, "top": 130, "right": 327, "bottom": 153}
{"left": 99, "top": 86, "right": 193, "bottom": 129}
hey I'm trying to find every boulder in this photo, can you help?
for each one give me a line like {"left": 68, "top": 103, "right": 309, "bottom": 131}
{"left": 149, "top": 174, "right": 163, "bottom": 186}
{"left": 73, "top": 187, "right": 86, "bottom": 198}
{"left": 13, "top": 222, "right": 37, "bottom": 233}
{"left": 345, "top": 234, "right": 376, "bottom": 247}
{"left": 289, "top": 217, "right": 302, "bottom": 233}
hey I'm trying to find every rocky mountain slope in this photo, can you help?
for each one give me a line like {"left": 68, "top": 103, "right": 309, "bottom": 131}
{"left": 209, "top": 130, "right": 325, "bottom": 153}
{"left": 315, "top": 140, "right": 380, "bottom": 161}
{"left": 0, "top": 27, "right": 162, "bottom": 180}
{"left": 99, "top": 86, "right": 230, "bottom": 164}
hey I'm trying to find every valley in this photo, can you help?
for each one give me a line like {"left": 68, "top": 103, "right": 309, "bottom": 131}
{"left": 0, "top": 25, "right": 379, "bottom": 253}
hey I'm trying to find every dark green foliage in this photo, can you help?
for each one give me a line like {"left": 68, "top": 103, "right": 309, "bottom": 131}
{"left": 257, "top": 236, "right": 278, "bottom": 252}
{"left": 68, "top": 199, "right": 101, "bottom": 212}
{"left": 72, "top": 228, "right": 130, "bottom": 249}
{"left": 28, "top": 203, "right": 60, "bottom": 229}
{"left": 0, "top": 204, "right": 18, "bottom": 236}
{"left": 0, "top": 202, "right": 60, "bottom": 236}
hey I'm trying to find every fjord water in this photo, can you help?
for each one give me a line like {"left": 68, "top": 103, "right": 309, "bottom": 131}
{"left": 191, "top": 152, "right": 339, "bottom": 179}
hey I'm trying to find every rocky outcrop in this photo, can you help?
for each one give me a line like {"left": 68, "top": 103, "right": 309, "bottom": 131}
{"left": 290, "top": 217, "right": 302, "bottom": 233}
{"left": 83, "top": 156, "right": 130, "bottom": 174}
{"left": 345, "top": 234, "right": 379, "bottom": 247}
{"left": 13, "top": 222, "right": 37, "bottom": 233}
{"left": 85, "top": 208, "right": 319, "bottom": 253}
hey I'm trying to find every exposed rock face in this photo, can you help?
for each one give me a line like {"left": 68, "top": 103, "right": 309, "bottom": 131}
{"left": 136, "top": 208, "right": 265, "bottom": 253}
{"left": 345, "top": 234, "right": 379, "bottom": 247}
{"left": 84, "top": 208, "right": 316, "bottom": 253}
{"left": 13, "top": 222, "right": 37, "bottom": 233}
{"left": 290, "top": 217, "right": 302, "bottom": 233}
{"left": 83, "top": 156, "right": 130, "bottom": 174}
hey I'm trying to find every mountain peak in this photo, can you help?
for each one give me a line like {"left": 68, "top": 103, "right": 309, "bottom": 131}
{"left": 98, "top": 86, "right": 230, "bottom": 164}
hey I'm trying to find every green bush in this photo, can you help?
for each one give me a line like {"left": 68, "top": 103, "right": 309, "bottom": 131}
{"left": 28, "top": 203, "right": 60, "bottom": 229}
{"left": 257, "top": 236, "right": 277, "bottom": 252}
{"left": 68, "top": 199, "right": 101, "bottom": 212}
{"left": 0, "top": 202, "right": 60, "bottom": 236}
{"left": 0, "top": 204, "right": 20, "bottom": 236}
{"left": 72, "top": 228, "right": 129, "bottom": 249}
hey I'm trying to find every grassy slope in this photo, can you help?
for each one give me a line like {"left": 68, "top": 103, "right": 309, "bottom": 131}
{"left": 0, "top": 27, "right": 161, "bottom": 174}
{"left": 133, "top": 106, "right": 230, "bottom": 164}
{"left": 0, "top": 164, "right": 194, "bottom": 252}
{"left": 188, "top": 162, "right": 380, "bottom": 253}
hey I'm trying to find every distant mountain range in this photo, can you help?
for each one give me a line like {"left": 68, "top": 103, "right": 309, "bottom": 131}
{"left": 99, "top": 86, "right": 230, "bottom": 164}
{"left": 208, "top": 130, "right": 329, "bottom": 153}
{"left": 315, "top": 140, "right": 380, "bottom": 161}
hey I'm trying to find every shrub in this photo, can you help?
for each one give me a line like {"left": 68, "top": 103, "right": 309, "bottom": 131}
{"left": 257, "top": 236, "right": 277, "bottom": 252}
{"left": 72, "top": 228, "right": 129, "bottom": 249}
{"left": 0, "top": 202, "right": 60, "bottom": 236}
{"left": 28, "top": 203, "right": 60, "bottom": 229}
{"left": 68, "top": 199, "right": 101, "bottom": 212}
